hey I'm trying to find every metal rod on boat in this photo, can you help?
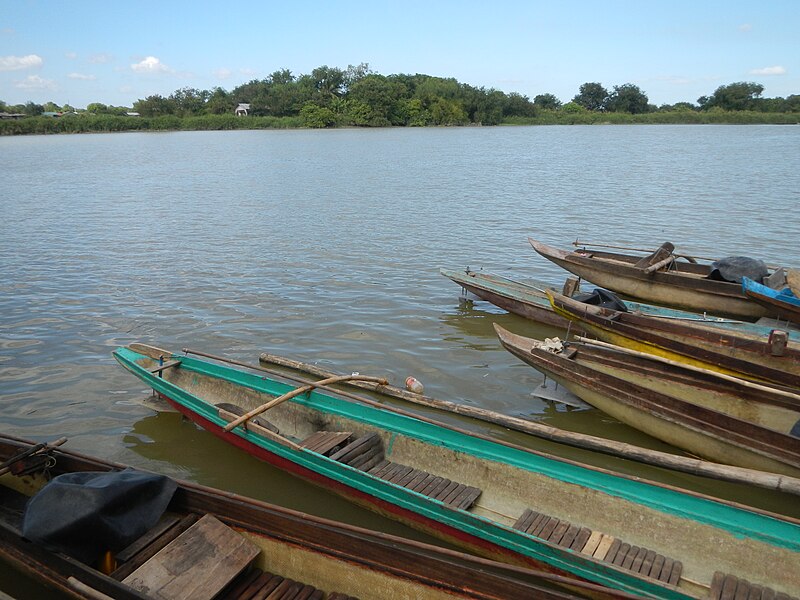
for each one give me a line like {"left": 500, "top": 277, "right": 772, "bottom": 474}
{"left": 256, "top": 353, "right": 800, "bottom": 497}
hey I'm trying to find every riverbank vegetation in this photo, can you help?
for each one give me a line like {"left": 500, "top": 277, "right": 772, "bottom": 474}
{"left": 2, "top": 64, "right": 798, "bottom": 135}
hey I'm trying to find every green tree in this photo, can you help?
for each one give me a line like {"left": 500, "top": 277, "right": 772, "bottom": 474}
{"left": 573, "top": 82, "right": 608, "bottom": 111}
{"left": 300, "top": 102, "right": 335, "bottom": 127}
{"left": 347, "top": 74, "right": 407, "bottom": 126}
{"left": 605, "top": 83, "right": 649, "bottom": 114}
{"left": 23, "top": 101, "right": 44, "bottom": 116}
{"left": 169, "top": 87, "right": 209, "bottom": 116}
{"left": 133, "top": 95, "right": 176, "bottom": 117}
{"left": 311, "top": 65, "right": 346, "bottom": 105}
{"left": 533, "top": 93, "right": 561, "bottom": 110}
{"left": 86, "top": 102, "right": 109, "bottom": 114}
{"left": 700, "top": 82, "right": 764, "bottom": 111}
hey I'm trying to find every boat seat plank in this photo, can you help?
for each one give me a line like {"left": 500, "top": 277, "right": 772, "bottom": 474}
{"left": 122, "top": 514, "right": 260, "bottom": 600}
{"left": 710, "top": 572, "right": 797, "bottom": 600}
{"left": 115, "top": 514, "right": 181, "bottom": 562}
{"left": 111, "top": 514, "right": 199, "bottom": 581}
{"left": 149, "top": 360, "right": 181, "bottom": 374}
{"left": 300, "top": 431, "right": 353, "bottom": 456}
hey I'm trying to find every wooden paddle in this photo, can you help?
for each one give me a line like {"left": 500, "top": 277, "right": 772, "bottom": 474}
{"left": 0, "top": 437, "right": 67, "bottom": 476}
{"left": 222, "top": 374, "right": 388, "bottom": 432}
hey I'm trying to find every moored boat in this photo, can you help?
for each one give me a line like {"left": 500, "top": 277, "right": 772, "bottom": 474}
{"left": 494, "top": 324, "right": 800, "bottom": 477}
{"left": 529, "top": 238, "right": 777, "bottom": 321}
{"left": 440, "top": 268, "right": 785, "bottom": 338}
{"left": 113, "top": 342, "right": 800, "bottom": 599}
{"left": 0, "top": 433, "right": 593, "bottom": 600}
{"left": 743, "top": 277, "right": 800, "bottom": 325}
{"left": 548, "top": 290, "right": 800, "bottom": 389}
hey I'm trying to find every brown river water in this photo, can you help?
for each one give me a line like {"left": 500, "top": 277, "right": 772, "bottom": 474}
{"left": 1, "top": 125, "right": 799, "bottom": 594}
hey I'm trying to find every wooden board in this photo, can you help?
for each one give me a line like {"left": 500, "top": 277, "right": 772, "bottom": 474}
{"left": 123, "top": 514, "right": 260, "bottom": 600}
{"left": 788, "top": 269, "right": 800, "bottom": 299}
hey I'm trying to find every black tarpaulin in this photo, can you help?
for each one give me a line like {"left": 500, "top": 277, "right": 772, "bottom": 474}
{"left": 22, "top": 468, "right": 177, "bottom": 564}
{"left": 709, "top": 256, "right": 769, "bottom": 284}
{"left": 573, "top": 288, "right": 629, "bottom": 312}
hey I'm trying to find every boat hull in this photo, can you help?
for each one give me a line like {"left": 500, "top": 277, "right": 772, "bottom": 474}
{"left": 530, "top": 239, "right": 769, "bottom": 321}
{"left": 113, "top": 345, "right": 800, "bottom": 599}
{"left": 743, "top": 277, "right": 800, "bottom": 325}
{"left": 549, "top": 291, "right": 800, "bottom": 389}
{"left": 495, "top": 325, "right": 800, "bottom": 477}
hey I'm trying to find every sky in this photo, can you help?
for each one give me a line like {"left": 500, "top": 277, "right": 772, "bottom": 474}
{"left": 1, "top": 1, "right": 798, "bottom": 109}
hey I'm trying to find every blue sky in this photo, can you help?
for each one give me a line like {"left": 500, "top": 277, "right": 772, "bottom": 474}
{"left": 2, "top": 1, "right": 798, "bottom": 109}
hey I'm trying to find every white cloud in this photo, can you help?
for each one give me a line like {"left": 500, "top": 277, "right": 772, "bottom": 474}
{"left": 89, "top": 53, "right": 113, "bottom": 64}
{"left": 739, "top": 23, "right": 752, "bottom": 32}
{"left": 68, "top": 72, "right": 96, "bottom": 80}
{"left": 65, "top": 52, "right": 77, "bottom": 60}
{"left": 1, "top": 27, "right": 14, "bottom": 35}
{"left": 0, "top": 54, "right": 43, "bottom": 72}
{"left": 213, "top": 68, "right": 232, "bottom": 79}
{"left": 131, "top": 56, "right": 171, "bottom": 74}
{"left": 14, "top": 74, "right": 56, "bottom": 90}
{"left": 750, "top": 66, "right": 786, "bottom": 76}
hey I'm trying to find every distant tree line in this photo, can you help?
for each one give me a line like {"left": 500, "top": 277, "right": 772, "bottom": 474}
{"left": 2, "top": 64, "right": 799, "bottom": 134}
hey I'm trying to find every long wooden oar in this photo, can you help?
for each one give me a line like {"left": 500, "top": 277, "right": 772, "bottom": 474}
{"left": 257, "top": 353, "right": 800, "bottom": 496}
{"left": 222, "top": 374, "right": 388, "bottom": 432}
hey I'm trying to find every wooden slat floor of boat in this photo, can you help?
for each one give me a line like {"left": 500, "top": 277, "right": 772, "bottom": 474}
{"left": 302, "top": 431, "right": 482, "bottom": 510}
{"left": 218, "top": 566, "right": 359, "bottom": 600}
{"left": 513, "top": 509, "right": 682, "bottom": 585}
{"left": 300, "top": 431, "right": 354, "bottom": 456}
{"left": 709, "top": 572, "right": 797, "bottom": 600}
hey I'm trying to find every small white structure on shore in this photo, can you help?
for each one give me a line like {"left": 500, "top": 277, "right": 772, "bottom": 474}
{"left": 235, "top": 103, "right": 250, "bottom": 116}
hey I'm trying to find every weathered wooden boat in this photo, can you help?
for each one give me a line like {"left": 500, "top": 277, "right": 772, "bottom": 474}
{"left": 743, "top": 277, "right": 800, "bottom": 325}
{"left": 440, "top": 268, "right": 783, "bottom": 338}
{"left": 494, "top": 324, "right": 800, "bottom": 477}
{"left": 548, "top": 290, "right": 800, "bottom": 389}
{"left": 113, "top": 343, "right": 800, "bottom": 599}
{"left": 0, "top": 434, "right": 600, "bottom": 600}
{"left": 529, "top": 239, "right": 777, "bottom": 321}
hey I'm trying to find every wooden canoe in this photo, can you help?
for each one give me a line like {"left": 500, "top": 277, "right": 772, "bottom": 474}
{"left": 494, "top": 324, "right": 800, "bottom": 477}
{"left": 0, "top": 433, "right": 598, "bottom": 600}
{"left": 113, "top": 343, "right": 800, "bottom": 599}
{"left": 529, "top": 238, "right": 772, "bottom": 321}
{"left": 440, "top": 268, "right": 783, "bottom": 338}
{"left": 548, "top": 290, "right": 800, "bottom": 389}
{"left": 743, "top": 277, "right": 800, "bottom": 325}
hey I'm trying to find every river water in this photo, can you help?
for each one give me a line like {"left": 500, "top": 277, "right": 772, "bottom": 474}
{"left": 1, "top": 125, "right": 800, "bottom": 549}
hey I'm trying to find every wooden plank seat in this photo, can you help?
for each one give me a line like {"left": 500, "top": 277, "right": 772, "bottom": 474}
{"left": 122, "top": 514, "right": 260, "bottom": 600}
{"left": 513, "top": 509, "right": 682, "bottom": 585}
{"left": 149, "top": 359, "right": 181, "bottom": 374}
{"left": 218, "top": 566, "right": 359, "bottom": 600}
{"left": 303, "top": 432, "right": 482, "bottom": 510}
{"left": 709, "top": 571, "right": 797, "bottom": 600}
{"left": 215, "top": 403, "right": 280, "bottom": 434}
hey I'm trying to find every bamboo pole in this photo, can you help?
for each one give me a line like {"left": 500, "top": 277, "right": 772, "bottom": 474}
{"left": 222, "top": 374, "right": 388, "bottom": 432}
{"left": 257, "top": 352, "right": 800, "bottom": 496}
